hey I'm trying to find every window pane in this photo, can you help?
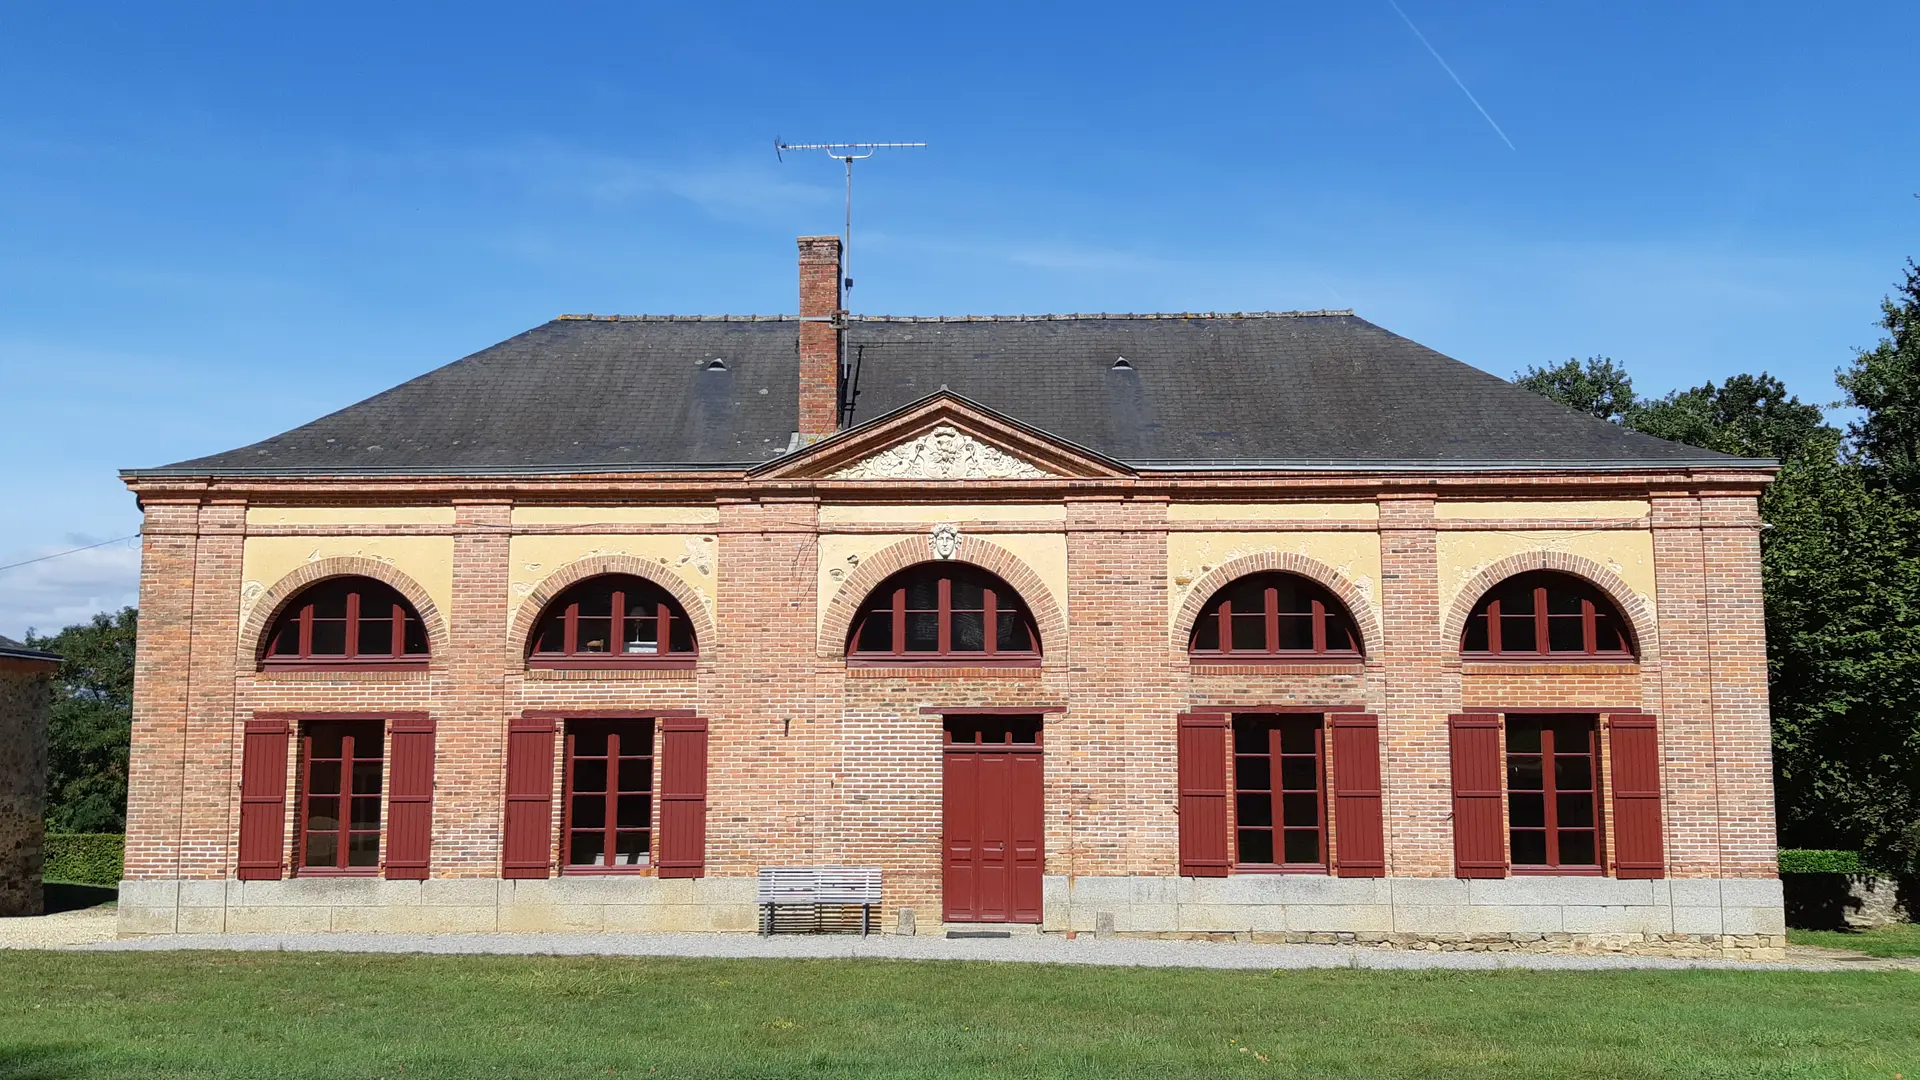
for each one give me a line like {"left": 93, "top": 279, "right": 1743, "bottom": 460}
{"left": 950, "top": 611, "right": 986, "bottom": 651}
{"left": 905, "top": 612, "right": 940, "bottom": 651}
{"left": 1281, "top": 793, "right": 1320, "bottom": 828}
{"left": 905, "top": 576, "right": 940, "bottom": 610}
{"left": 1226, "top": 579, "right": 1267, "bottom": 613}
{"left": 1276, "top": 615, "right": 1314, "bottom": 651}
{"left": 1558, "top": 830, "right": 1597, "bottom": 866}
{"left": 403, "top": 617, "right": 429, "bottom": 655}
{"left": 1283, "top": 830, "right": 1322, "bottom": 865}
{"left": 1498, "top": 614, "right": 1536, "bottom": 652}
{"left": 1509, "top": 792, "right": 1546, "bottom": 829}
{"left": 617, "top": 795, "right": 652, "bottom": 829}
{"left": 310, "top": 587, "right": 349, "bottom": 620}
{"left": 1192, "top": 616, "right": 1220, "bottom": 651}
{"left": 617, "top": 758, "right": 652, "bottom": 793}
{"left": 1593, "top": 612, "right": 1626, "bottom": 652}
{"left": 1279, "top": 723, "right": 1315, "bottom": 755}
{"left": 310, "top": 619, "right": 348, "bottom": 655}
{"left": 1236, "top": 793, "right": 1272, "bottom": 828}
{"left": 1237, "top": 829, "right": 1274, "bottom": 864}
{"left": 856, "top": 612, "right": 893, "bottom": 653}
{"left": 1510, "top": 829, "right": 1548, "bottom": 866}
{"left": 1507, "top": 755, "right": 1543, "bottom": 791}
{"left": 1272, "top": 577, "right": 1308, "bottom": 613}
{"left": 668, "top": 618, "right": 695, "bottom": 654}
{"left": 573, "top": 727, "right": 608, "bottom": 756}
{"left": 1279, "top": 756, "right": 1317, "bottom": 791}
{"left": 309, "top": 761, "right": 342, "bottom": 796}
{"left": 571, "top": 796, "right": 605, "bottom": 830}
{"left": 304, "top": 830, "right": 338, "bottom": 868}
{"left": 350, "top": 761, "right": 382, "bottom": 796}
{"left": 1234, "top": 755, "right": 1271, "bottom": 792}
{"left": 1552, "top": 721, "right": 1592, "bottom": 752}
{"left": 575, "top": 586, "right": 613, "bottom": 618}
{"left": 1546, "top": 588, "right": 1584, "bottom": 615}
{"left": 349, "top": 796, "right": 381, "bottom": 830}
{"left": 996, "top": 614, "right": 1031, "bottom": 652}
{"left": 272, "top": 620, "right": 301, "bottom": 655}
{"left": 1324, "top": 619, "right": 1355, "bottom": 652}
{"left": 1497, "top": 586, "right": 1536, "bottom": 614}
{"left": 1556, "top": 793, "right": 1595, "bottom": 828}
{"left": 574, "top": 759, "right": 608, "bottom": 794}
{"left": 950, "top": 577, "right": 985, "bottom": 609}
{"left": 358, "top": 617, "right": 394, "bottom": 656}
{"left": 1463, "top": 613, "right": 1489, "bottom": 652}
{"left": 1506, "top": 725, "right": 1541, "bottom": 755}
{"left": 569, "top": 831, "right": 605, "bottom": 867}
{"left": 615, "top": 831, "right": 650, "bottom": 864}
{"left": 1554, "top": 754, "right": 1593, "bottom": 792}
{"left": 305, "top": 796, "right": 339, "bottom": 832}
{"left": 574, "top": 616, "right": 612, "bottom": 653}
{"left": 536, "top": 617, "right": 567, "bottom": 654}
{"left": 1234, "top": 723, "right": 1269, "bottom": 754}
{"left": 622, "top": 614, "right": 660, "bottom": 654}
{"left": 1546, "top": 615, "right": 1585, "bottom": 652}
{"left": 1230, "top": 614, "right": 1266, "bottom": 651}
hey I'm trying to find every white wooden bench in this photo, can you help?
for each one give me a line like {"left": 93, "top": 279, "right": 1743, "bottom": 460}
{"left": 756, "top": 866, "right": 883, "bottom": 936}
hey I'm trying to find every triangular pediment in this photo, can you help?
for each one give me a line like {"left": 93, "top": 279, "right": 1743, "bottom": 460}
{"left": 751, "top": 391, "right": 1134, "bottom": 481}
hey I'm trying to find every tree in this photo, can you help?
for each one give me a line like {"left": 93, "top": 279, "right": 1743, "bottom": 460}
{"left": 1632, "top": 374, "right": 1833, "bottom": 464}
{"left": 25, "top": 608, "right": 136, "bottom": 833}
{"left": 1513, "top": 356, "right": 1638, "bottom": 424}
{"left": 1838, "top": 259, "right": 1920, "bottom": 495}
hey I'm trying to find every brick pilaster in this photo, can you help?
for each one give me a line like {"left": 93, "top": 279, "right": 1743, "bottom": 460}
{"left": 1650, "top": 494, "right": 1721, "bottom": 876}
{"left": 441, "top": 501, "right": 513, "bottom": 876}
{"left": 179, "top": 501, "right": 244, "bottom": 878}
{"left": 123, "top": 502, "right": 201, "bottom": 880}
{"left": 1701, "top": 494, "right": 1776, "bottom": 877}
{"left": 1377, "top": 493, "right": 1454, "bottom": 876}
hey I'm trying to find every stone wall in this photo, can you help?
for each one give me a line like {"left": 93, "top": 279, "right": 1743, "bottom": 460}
{"left": 0, "top": 661, "right": 52, "bottom": 917}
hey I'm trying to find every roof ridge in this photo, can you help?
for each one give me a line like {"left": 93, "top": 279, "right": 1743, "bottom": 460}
{"left": 554, "top": 310, "right": 1356, "bottom": 323}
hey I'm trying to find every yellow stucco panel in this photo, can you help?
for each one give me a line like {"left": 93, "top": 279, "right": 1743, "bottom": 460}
{"left": 1167, "top": 502, "right": 1380, "bottom": 522}
{"left": 1436, "top": 530, "right": 1657, "bottom": 626}
{"left": 1166, "top": 532, "right": 1383, "bottom": 632}
{"left": 816, "top": 532, "right": 1069, "bottom": 634}
{"left": 245, "top": 506, "right": 456, "bottom": 526}
{"left": 508, "top": 534, "right": 718, "bottom": 624}
{"left": 817, "top": 503, "right": 1066, "bottom": 524}
{"left": 511, "top": 506, "right": 721, "bottom": 526}
{"left": 240, "top": 536, "right": 456, "bottom": 634}
{"left": 1436, "top": 500, "right": 1651, "bottom": 521}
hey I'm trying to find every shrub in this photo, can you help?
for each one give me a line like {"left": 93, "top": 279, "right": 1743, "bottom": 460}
{"left": 1778, "top": 848, "right": 1864, "bottom": 874}
{"left": 44, "top": 833, "right": 124, "bottom": 886}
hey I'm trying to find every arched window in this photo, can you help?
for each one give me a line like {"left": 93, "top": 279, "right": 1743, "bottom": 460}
{"left": 264, "top": 576, "right": 429, "bottom": 668}
{"left": 847, "top": 564, "right": 1041, "bottom": 665}
{"left": 1188, "top": 573, "right": 1362, "bottom": 659}
{"left": 1461, "top": 571, "right": 1634, "bottom": 658}
{"left": 528, "top": 575, "right": 697, "bottom": 668}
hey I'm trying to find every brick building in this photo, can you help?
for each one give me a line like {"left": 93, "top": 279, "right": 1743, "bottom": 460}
{"left": 116, "top": 237, "right": 1784, "bottom": 955}
{"left": 1, "top": 635, "right": 60, "bottom": 917}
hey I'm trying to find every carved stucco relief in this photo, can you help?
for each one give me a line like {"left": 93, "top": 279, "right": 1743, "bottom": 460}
{"left": 827, "top": 425, "right": 1053, "bottom": 481}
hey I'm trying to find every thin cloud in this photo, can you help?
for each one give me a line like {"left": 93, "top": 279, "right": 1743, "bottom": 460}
{"left": 0, "top": 535, "right": 141, "bottom": 639}
{"left": 1387, "top": 0, "right": 1516, "bottom": 150}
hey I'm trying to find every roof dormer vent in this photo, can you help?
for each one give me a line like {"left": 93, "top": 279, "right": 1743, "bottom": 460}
{"left": 1111, "top": 356, "right": 1134, "bottom": 371}
{"left": 704, "top": 358, "right": 728, "bottom": 371}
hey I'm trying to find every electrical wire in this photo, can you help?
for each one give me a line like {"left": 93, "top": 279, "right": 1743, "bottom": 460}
{"left": 0, "top": 532, "right": 142, "bottom": 573}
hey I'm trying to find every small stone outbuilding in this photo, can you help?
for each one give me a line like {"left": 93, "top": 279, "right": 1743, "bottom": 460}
{"left": 0, "top": 634, "right": 60, "bottom": 917}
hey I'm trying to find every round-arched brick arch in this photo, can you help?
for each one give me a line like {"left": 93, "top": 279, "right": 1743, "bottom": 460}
{"left": 1442, "top": 550, "right": 1660, "bottom": 663}
{"left": 817, "top": 535, "right": 1067, "bottom": 660}
{"left": 1170, "top": 551, "right": 1383, "bottom": 656}
{"left": 508, "top": 554, "right": 717, "bottom": 660}
{"left": 239, "top": 556, "right": 450, "bottom": 668}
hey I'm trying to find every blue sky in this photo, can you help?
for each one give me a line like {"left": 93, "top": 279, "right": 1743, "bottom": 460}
{"left": 1, "top": 1, "right": 1915, "bottom": 637}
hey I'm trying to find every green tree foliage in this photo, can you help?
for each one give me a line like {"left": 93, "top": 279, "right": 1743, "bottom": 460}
{"left": 1513, "top": 356, "right": 1638, "bottom": 423}
{"left": 1632, "top": 374, "right": 1833, "bottom": 464}
{"left": 1838, "top": 260, "right": 1920, "bottom": 496}
{"left": 25, "top": 608, "right": 136, "bottom": 832}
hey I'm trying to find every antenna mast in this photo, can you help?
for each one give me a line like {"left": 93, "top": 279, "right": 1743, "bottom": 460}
{"left": 775, "top": 140, "right": 925, "bottom": 303}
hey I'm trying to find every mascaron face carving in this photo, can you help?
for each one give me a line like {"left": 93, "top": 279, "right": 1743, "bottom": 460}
{"left": 827, "top": 424, "right": 1052, "bottom": 481}
{"left": 929, "top": 523, "right": 962, "bottom": 560}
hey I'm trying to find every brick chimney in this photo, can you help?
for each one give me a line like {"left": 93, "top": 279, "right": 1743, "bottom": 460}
{"left": 797, "top": 235, "right": 843, "bottom": 438}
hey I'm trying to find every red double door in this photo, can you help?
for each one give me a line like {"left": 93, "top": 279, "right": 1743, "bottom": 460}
{"left": 942, "top": 716, "right": 1044, "bottom": 923}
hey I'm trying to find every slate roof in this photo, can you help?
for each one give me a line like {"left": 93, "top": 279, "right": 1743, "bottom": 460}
{"left": 128, "top": 312, "right": 1752, "bottom": 476}
{"left": 0, "top": 635, "right": 61, "bottom": 664}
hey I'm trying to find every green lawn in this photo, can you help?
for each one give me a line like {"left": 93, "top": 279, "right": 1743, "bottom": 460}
{"left": 1791, "top": 922, "right": 1920, "bottom": 958}
{"left": 0, "top": 953, "right": 1914, "bottom": 1079}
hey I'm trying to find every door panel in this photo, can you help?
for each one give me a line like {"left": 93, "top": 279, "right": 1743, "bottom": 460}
{"left": 943, "top": 740, "right": 1044, "bottom": 923}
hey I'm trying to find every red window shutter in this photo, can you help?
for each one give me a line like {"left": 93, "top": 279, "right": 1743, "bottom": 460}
{"left": 657, "top": 716, "right": 709, "bottom": 878}
{"left": 1330, "top": 713, "right": 1385, "bottom": 878}
{"left": 1608, "top": 713, "right": 1666, "bottom": 879}
{"left": 384, "top": 715, "right": 436, "bottom": 880}
{"left": 501, "top": 718, "right": 557, "bottom": 879}
{"left": 237, "top": 719, "right": 291, "bottom": 880}
{"left": 1177, "top": 712, "right": 1230, "bottom": 877}
{"left": 1448, "top": 713, "right": 1507, "bottom": 879}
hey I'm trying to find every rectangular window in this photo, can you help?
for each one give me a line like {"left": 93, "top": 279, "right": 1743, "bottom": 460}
{"left": 1232, "top": 715, "right": 1326, "bottom": 870}
{"left": 1506, "top": 716, "right": 1602, "bottom": 870}
{"left": 298, "top": 720, "right": 385, "bottom": 873}
{"left": 562, "top": 719, "right": 655, "bottom": 872}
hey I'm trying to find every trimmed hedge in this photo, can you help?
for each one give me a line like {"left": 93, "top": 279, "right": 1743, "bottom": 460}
{"left": 1778, "top": 848, "right": 1864, "bottom": 875}
{"left": 44, "top": 832, "right": 124, "bottom": 887}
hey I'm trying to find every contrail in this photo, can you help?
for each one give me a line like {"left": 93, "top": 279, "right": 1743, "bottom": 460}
{"left": 1387, "top": 0, "right": 1516, "bottom": 150}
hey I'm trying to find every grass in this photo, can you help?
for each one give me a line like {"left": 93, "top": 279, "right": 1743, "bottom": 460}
{"left": 1790, "top": 922, "right": 1920, "bottom": 958}
{"left": 0, "top": 953, "right": 1915, "bottom": 1079}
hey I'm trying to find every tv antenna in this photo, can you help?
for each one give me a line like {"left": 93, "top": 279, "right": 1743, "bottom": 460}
{"left": 775, "top": 140, "right": 925, "bottom": 301}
